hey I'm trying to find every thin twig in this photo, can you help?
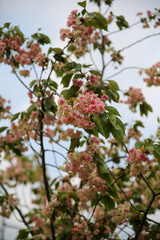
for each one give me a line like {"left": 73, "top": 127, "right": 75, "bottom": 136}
{"left": 45, "top": 149, "right": 68, "bottom": 162}
{"left": 43, "top": 131, "right": 69, "bottom": 151}
{"left": 119, "top": 33, "right": 160, "bottom": 53}
{"left": 108, "top": 169, "right": 145, "bottom": 214}
{"left": 105, "top": 66, "right": 144, "bottom": 80}
{"left": 12, "top": 67, "right": 35, "bottom": 95}
{"left": 107, "top": 21, "right": 140, "bottom": 37}
{"left": 140, "top": 173, "right": 155, "bottom": 195}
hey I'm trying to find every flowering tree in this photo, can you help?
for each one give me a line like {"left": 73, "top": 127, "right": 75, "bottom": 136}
{"left": 0, "top": 0, "right": 160, "bottom": 239}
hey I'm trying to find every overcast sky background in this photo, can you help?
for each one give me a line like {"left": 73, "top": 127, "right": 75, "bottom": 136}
{"left": 0, "top": 0, "right": 160, "bottom": 239}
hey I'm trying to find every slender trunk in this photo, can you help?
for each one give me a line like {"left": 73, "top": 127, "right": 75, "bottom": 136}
{"left": 39, "top": 100, "right": 55, "bottom": 240}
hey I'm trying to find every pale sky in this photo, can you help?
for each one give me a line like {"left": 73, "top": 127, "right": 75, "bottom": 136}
{"left": 0, "top": 0, "right": 160, "bottom": 239}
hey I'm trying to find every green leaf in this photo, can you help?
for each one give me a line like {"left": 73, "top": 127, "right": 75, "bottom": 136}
{"left": 153, "top": 144, "right": 160, "bottom": 163}
{"left": 107, "top": 113, "right": 117, "bottom": 128}
{"left": 111, "top": 124, "right": 124, "bottom": 142}
{"left": 73, "top": 73, "right": 83, "bottom": 79}
{"left": 108, "top": 186, "right": 119, "bottom": 200}
{"left": 11, "top": 112, "right": 20, "bottom": 122}
{"left": 57, "top": 225, "right": 72, "bottom": 240}
{"left": 67, "top": 44, "right": 76, "bottom": 52}
{"left": 104, "top": 87, "right": 119, "bottom": 102}
{"left": 101, "top": 195, "right": 115, "bottom": 210}
{"left": 69, "top": 138, "right": 80, "bottom": 152}
{"left": 4, "top": 22, "right": 11, "bottom": 28}
{"left": 133, "top": 120, "right": 144, "bottom": 132}
{"left": 87, "top": 12, "right": 108, "bottom": 31}
{"left": 139, "top": 101, "right": 152, "bottom": 116}
{"left": 62, "top": 62, "right": 74, "bottom": 72}
{"left": 116, "top": 117, "right": 125, "bottom": 134}
{"left": 27, "top": 104, "right": 36, "bottom": 115}
{"left": 135, "top": 141, "right": 144, "bottom": 149}
{"left": 61, "top": 85, "right": 79, "bottom": 100}
{"left": 29, "top": 80, "right": 37, "bottom": 88}
{"left": 14, "top": 26, "right": 25, "bottom": 42}
{"left": 16, "top": 229, "right": 29, "bottom": 240}
{"left": 107, "top": 80, "right": 119, "bottom": 90}
{"left": 32, "top": 33, "right": 51, "bottom": 45}
{"left": 50, "top": 177, "right": 58, "bottom": 187}
{"left": 61, "top": 73, "right": 73, "bottom": 88}
{"left": 44, "top": 99, "right": 57, "bottom": 113}
{"left": 105, "top": 106, "right": 121, "bottom": 117}
{"left": 99, "top": 112, "right": 111, "bottom": 138}
{"left": 116, "top": 15, "right": 129, "bottom": 30}
{"left": 33, "top": 84, "right": 38, "bottom": 93}
{"left": 95, "top": 153, "right": 112, "bottom": 185}
{"left": 78, "top": 1, "right": 86, "bottom": 8}
{"left": 48, "top": 47, "right": 63, "bottom": 54}
{"left": 72, "top": 62, "right": 81, "bottom": 71}
{"left": 89, "top": 70, "right": 101, "bottom": 76}
{"left": 0, "top": 127, "right": 8, "bottom": 133}
{"left": 49, "top": 79, "right": 58, "bottom": 89}
{"left": 94, "top": 115, "right": 105, "bottom": 136}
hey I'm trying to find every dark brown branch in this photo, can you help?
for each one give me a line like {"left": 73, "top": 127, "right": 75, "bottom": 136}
{"left": 108, "top": 169, "right": 145, "bottom": 214}
{"left": 89, "top": 195, "right": 103, "bottom": 222}
{"left": 39, "top": 99, "right": 55, "bottom": 240}
{"left": 111, "top": 164, "right": 130, "bottom": 187}
{"left": 134, "top": 195, "right": 155, "bottom": 240}
{"left": 140, "top": 173, "right": 155, "bottom": 195}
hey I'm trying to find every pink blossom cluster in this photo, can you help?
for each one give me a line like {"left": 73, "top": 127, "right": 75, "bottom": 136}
{"left": 60, "top": 129, "right": 82, "bottom": 140}
{"left": 0, "top": 35, "right": 22, "bottom": 62}
{"left": 74, "top": 91, "right": 107, "bottom": 115}
{"left": 111, "top": 202, "right": 130, "bottom": 225}
{"left": 57, "top": 92, "right": 107, "bottom": 130}
{"left": 70, "top": 220, "right": 95, "bottom": 240}
{"left": 60, "top": 10, "right": 99, "bottom": 57}
{"left": 14, "top": 42, "right": 42, "bottom": 65}
{"left": 0, "top": 32, "right": 42, "bottom": 67}
{"left": 72, "top": 78, "right": 83, "bottom": 87}
{"left": 127, "top": 147, "right": 157, "bottom": 176}
{"left": 57, "top": 98, "right": 95, "bottom": 129}
{"left": 77, "top": 187, "right": 96, "bottom": 209}
{"left": 10, "top": 116, "right": 38, "bottom": 141}
{"left": 89, "top": 74, "right": 100, "bottom": 85}
{"left": 121, "top": 87, "right": 145, "bottom": 112}
{"left": 87, "top": 136, "right": 101, "bottom": 154}
{"left": 66, "top": 151, "right": 93, "bottom": 179}
{"left": 142, "top": 62, "right": 160, "bottom": 86}
{"left": 88, "top": 168, "right": 108, "bottom": 195}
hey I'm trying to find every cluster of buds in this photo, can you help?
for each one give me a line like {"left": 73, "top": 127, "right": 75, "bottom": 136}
{"left": 137, "top": 9, "right": 160, "bottom": 28}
